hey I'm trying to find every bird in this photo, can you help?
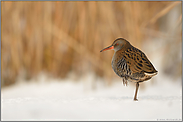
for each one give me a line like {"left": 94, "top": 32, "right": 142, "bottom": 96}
{"left": 100, "top": 38, "right": 158, "bottom": 101}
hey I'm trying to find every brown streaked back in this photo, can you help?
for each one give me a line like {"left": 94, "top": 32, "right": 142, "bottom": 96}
{"left": 120, "top": 46, "right": 157, "bottom": 74}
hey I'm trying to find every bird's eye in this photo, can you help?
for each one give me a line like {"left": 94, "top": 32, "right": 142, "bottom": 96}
{"left": 116, "top": 43, "right": 119, "bottom": 45}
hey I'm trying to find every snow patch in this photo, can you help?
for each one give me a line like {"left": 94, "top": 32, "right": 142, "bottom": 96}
{"left": 1, "top": 73, "right": 182, "bottom": 121}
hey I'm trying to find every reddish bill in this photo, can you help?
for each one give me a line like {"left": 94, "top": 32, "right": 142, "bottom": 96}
{"left": 100, "top": 45, "right": 114, "bottom": 52}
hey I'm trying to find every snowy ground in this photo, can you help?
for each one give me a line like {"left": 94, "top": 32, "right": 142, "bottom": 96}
{"left": 1, "top": 73, "right": 182, "bottom": 121}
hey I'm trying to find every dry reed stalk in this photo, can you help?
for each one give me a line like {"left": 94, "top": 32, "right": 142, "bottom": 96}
{"left": 142, "top": 1, "right": 181, "bottom": 28}
{"left": 43, "top": 2, "right": 53, "bottom": 73}
{"left": 45, "top": 22, "right": 112, "bottom": 77}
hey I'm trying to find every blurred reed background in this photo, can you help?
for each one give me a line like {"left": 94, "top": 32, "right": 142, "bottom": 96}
{"left": 1, "top": 1, "right": 182, "bottom": 87}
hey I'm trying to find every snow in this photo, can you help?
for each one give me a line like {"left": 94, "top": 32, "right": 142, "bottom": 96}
{"left": 1, "top": 73, "right": 182, "bottom": 121}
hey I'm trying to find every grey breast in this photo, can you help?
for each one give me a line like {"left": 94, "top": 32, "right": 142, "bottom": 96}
{"left": 111, "top": 54, "right": 131, "bottom": 79}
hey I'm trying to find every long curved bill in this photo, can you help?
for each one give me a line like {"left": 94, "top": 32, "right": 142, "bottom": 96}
{"left": 100, "top": 45, "right": 114, "bottom": 52}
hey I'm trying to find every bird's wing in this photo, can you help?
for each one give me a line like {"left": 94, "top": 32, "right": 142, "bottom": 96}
{"left": 122, "top": 47, "right": 157, "bottom": 74}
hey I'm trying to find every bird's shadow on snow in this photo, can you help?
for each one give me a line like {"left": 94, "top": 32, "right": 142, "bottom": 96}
{"left": 107, "top": 95, "right": 181, "bottom": 101}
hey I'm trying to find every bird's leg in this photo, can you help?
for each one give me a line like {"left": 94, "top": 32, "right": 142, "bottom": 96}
{"left": 122, "top": 78, "right": 128, "bottom": 86}
{"left": 134, "top": 82, "right": 139, "bottom": 101}
{"left": 122, "top": 78, "right": 126, "bottom": 86}
{"left": 123, "top": 77, "right": 128, "bottom": 86}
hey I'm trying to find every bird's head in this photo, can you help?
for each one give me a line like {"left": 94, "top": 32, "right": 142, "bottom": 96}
{"left": 100, "top": 38, "right": 130, "bottom": 52}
